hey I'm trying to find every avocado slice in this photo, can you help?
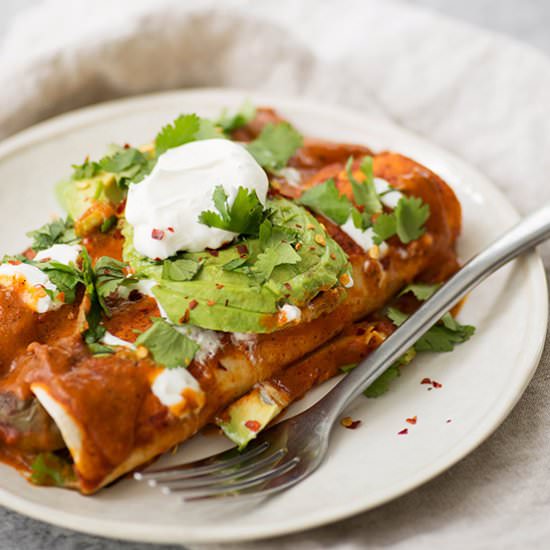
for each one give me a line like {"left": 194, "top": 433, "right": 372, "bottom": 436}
{"left": 123, "top": 197, "right": 352, "bottom": 334}
{"left": 217, "top": 385, "right": 284, "bottom": 450}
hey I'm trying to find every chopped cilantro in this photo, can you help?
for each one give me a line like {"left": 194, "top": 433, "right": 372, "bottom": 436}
{"left": 372, "top": 196, "right": 430, "bottom": 245}
{"left": 372, "top": 213, "right": 397, "bottom": 244}
{"left": 135, "top": 318, "right": 199, "bottom": 368}
{"left": 27, "top": 217, "right": 78, "bottom": 252}
{"left": 252, "top": 241, "right": 301, "bottom": 282}
{"left": 34, "top": 260, "right": 83, "bottom": 304}
{"left": 346, "top": 156, "right": 382, "bottom": 226}
{"left": 198, "top": 185, "right": 266, "bottom": 236}
{"left": 71, "top": 159, "right": 101, "bottom": 180}
{"left": 247, "top": 122, "right": 303, "bottom": 171}
{"left": 94, "top": 256, "right": 138, "bottom": 313}
{"left": 155, "top": 114, "right": 221, "bottom": 155}
{"left": 386, "top": 304, "right": 475, "bottom": 353}
{"left": 399, "top": 282, "right": 441, "bottom": 300}
{"left": 30, "top": 452, "right": 75, "bottom": 487}
{"left": 217, "top": 100, "right": 256, "bottom": 133}
{"left": 99, "top": 147, "right": 146, "bottom": 173}
{"left": 395, "top": 196, "right": 430, "bottom": 243}
{"left": 100, "top": 215, "right": 117, "bottom": 233}
{"left": 297, "top": 178, "right": 352, "bottom": 225}
{"left": 162, "top": 258, "right": 202, "bottom": 282}
{"left": 364, "top": 365, "right": 400, "bottom": 398}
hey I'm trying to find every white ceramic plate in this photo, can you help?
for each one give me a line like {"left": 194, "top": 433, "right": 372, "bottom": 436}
{"left": 0, "top": 89, "right": 546, "bottom": 544}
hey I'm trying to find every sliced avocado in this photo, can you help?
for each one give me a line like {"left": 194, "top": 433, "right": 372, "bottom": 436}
{"left": 217, "top": 386, "right": 284, "bottom": 450}
{"left": 56, "top": 173, "right": 125, "bottom": 223}
{"left": 122, "top": 198, "right": 352, "bottom": 333}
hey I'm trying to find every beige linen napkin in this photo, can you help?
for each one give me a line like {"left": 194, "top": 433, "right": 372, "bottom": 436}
{"left": 1, "top": 1, "right": 550, "bottom": 548}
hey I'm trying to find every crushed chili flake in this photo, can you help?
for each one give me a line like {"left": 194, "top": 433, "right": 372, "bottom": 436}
{"left": 207, "top": 249, "right": 219, "bottom": 257}
{"left": 116, "top": 200, "right": 127, "bottom": 214}
{"left": 236, "top": 244, "right": 249, "bottom": 257}
{"left": 123, "top": 143, "right": 131, "bottom": 149}
{"left": 406, "top": 416, "right": 417, "bottom": 425}
{"left": 340, "top": 416, "right": 361, "bottom": 430}
{"left": 295, "top": 242, "right": 303, "bottom": 251}
{"left": 421, "top": 378, "right": 432, "bottom": 385}
{"left": 432, "top": 381, "right": 443, "bottom": 389}
{"left": 151, "top": 229, "right": 165, "bottom": 240}
{"left": 244, "top": 420, "right": 261, "bottom": 432}
{"left": 7, "top": 260, "right": 21, "bottom": 265}
{"left": 56, "top": 292, "right": 65, "bottom": 302}
{"left": 309, "top": 246, "right": 317, "bottom": 251}
{"left": 397, "top": 428, "right": 408, "bottom": 435}
{"left": 295, "top": 223, "right": 303, "bottom": 229}
{"left": 207, "top": 300, "right": 216, "bottom": 307}
{"left": 215, "top": 283, "right": 224, "bottom": 289}
{"left": 284, "top": 282, "right": 292, "bottom": 291}
{"left": 179, "top": 310, "right": 190, "bottom": 324}
{"left": 330, "top": 253, "right": 337, "bottom": 260}
{"left": 446, "top": 419, "right": 452, "bottom": 423}
{"left": 188, "top": 299, "right": 198, "bottom": 310}
{"left": 167, "top": 226, "right": 175, "bottom": 233}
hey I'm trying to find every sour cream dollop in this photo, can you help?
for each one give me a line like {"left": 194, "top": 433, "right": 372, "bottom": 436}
{"left": 125, "top": 139, "right": 269, "bottom": 259}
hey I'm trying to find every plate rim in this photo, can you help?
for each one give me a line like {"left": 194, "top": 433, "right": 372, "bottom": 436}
{"left": 0, "top": 88, "right": 546, "bottom": 544}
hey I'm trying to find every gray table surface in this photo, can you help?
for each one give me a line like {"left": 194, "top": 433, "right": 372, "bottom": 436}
{"left": 1, "top": 1, "right": 549, "bottom": 549}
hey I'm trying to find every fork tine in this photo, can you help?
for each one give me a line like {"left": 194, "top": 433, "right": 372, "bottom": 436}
{"left": 134, "top": 441, "right": 270, "bottom": 482}
{"left": 153, "top": 448, "right": 287, "bottom": 489}
{"left": 164, "top": 457, "right": 300, "bottom": 500}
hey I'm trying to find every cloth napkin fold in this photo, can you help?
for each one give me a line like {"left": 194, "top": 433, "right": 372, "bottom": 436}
{"left": 1, "top": 1, "right": 550, "bottom": 549}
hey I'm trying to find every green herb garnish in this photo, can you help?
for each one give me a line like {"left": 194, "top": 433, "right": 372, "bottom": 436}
{"left": 135, "top": 317, "right": 199, "bottom": 368}
{"left": 246, "top": 122, "right": 303, "bottom": 171}
{"left": 155, "top": 114, "right": 221, "bottom": 155}
{"left": 27, "top": 217, "right": 78, "bottom": 252}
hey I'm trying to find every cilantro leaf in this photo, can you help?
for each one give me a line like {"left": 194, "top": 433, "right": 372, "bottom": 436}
{"left": 222, "top": 256, "right": 249, "bottom": 272}
{"left": 27, "top": 217, "right": 78, "bottom": 252}
{"left": 364, "top": 365, "right": 400, "bottom": 398}
{"left": 217, "top": 100, "right": 256, "bottom": 133}
{"left": 71, "top": 159, "right": 101, "bottom": 180}
{"left": 297, "top": 178, "right": 352, "bottom": 225}
{"left": 94, "top": 256, "right": 138, "bottom": 313}
{"left": 399, "top": 282, "right": 441, "bottom": 300}
{"left": 99, "top": 147, "right": 146, "bottom": 173}
{"left": 135, "top": 318, "right": 199, "bottom": 368}
{"left": 247, "top": 122, "right": 303, "bottom": 171}
{"left": 155, "top": 114, "right": 221, "bottom": 155}
{"left": 36, "top": 261, "right": 83, "bottom": 304}
{"left": 30, "top": 453, "right": 75, "bottom": 487}
{"left": 395, "top": 196, "right": 430, "bottom": 244}
{"left": 387, "top": 306, "right": 475, "bottom": 352}
{"left": 346, "top": 156, "right": 382, "bottom": 218}
{"left": 198, "top": 185, "right": 266, "bottom": 236}
{"left": 162, "top": 258, "right": 202, "bottom": 282}
{"left": 372, "top": 212, "right": 397, "bottom": 244}
{"left": 252, "top": 241, "right": 301, "bottom": 281}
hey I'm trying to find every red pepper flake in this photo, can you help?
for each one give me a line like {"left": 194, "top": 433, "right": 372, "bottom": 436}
{"left": 397, "top": 428, "right": 408, "bottom": 435}
{"left": 56, "top": 292, "right": 65, "bottom": 302}
{"left": 432, "top": 381, "right": 443, "bottom": 389}
{"left": 421, "top": 378, "right": 432, "bottom": 385}
{"left": 151, "top": 229, "right": 165, "bottom": 240}
{"left": 330, "top": 253, "right": 337, "bottom": 260}
{"left": 236, "top": 244, "right": 249, "bottom": 257}
{"left": 179, "top": 310, "right": 190, "bottom": 324}
{"left": 207, "top": 300, "right": 216, "bottom": 307}
{"left": 309, "top": 246, "right": 316, "bottom": 251}
{"left": 167, "top": 226, "right": 175, "bottom": 233}
{"left": 244, "top": 420, "right": 261, "bottom": 432}
{"left": 215, "top": 283, "right": 224, "bottom": 289}
{"left": 123, "top": 143, "right": 131, "bottom": 149}
{"left": 340, "top": 416, "right": 361, "bottom": 429}
{"left": 446, "top": 419, "right": 452, "bottom": 423}
{"left": 284, "top": 282, "right": 292, "bottom": 291}
{"left": 7, "top": 259, "right": 21, "bottom": 265}
{"left": 224, "top": 299, "right": 229, "bottom": 307}
{"left": 406, "top": 416, "right": 417, "bottom": 425}
{"left": 188, "top": 299, "right": 198, "bottom": 310}
{"left": 116, "top": 200, "right": 127, "bottom": 214}
{"left": 295, "top": 224, "right": 302, "bottom": 229}
{"left": 207, "top": 249, "right": 219, "bottom": 257}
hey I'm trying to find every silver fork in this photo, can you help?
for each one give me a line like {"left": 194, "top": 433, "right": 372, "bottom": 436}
{"left": 135, "top": 204, "right": 550, "bottom": 501}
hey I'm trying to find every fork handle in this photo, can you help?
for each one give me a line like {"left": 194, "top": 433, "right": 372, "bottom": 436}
{"left": 312, "top": 203, "right": 550, "bottom": 426}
